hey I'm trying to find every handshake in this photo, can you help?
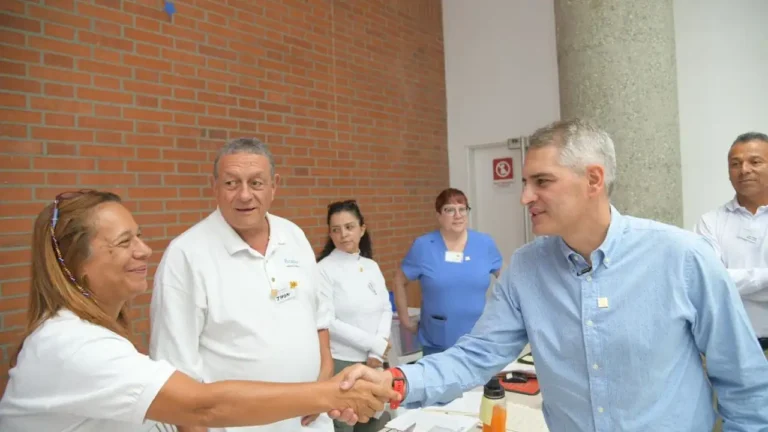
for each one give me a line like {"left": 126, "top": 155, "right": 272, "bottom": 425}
{"left": 323, "top": 365, "right": 400, "bottom": 425}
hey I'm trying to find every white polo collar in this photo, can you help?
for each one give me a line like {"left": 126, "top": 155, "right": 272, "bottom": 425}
{"left": 210, "top": 208, "right": 286, "bottom": 256}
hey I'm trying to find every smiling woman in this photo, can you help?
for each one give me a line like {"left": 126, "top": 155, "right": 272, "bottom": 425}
{"left": 0, "top": 189, "right": 399, "bottom": 432}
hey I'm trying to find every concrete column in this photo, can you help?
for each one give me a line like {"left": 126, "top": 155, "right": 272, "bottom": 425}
{"left": 554, "top": 0, "right": 683, "bottom": 226}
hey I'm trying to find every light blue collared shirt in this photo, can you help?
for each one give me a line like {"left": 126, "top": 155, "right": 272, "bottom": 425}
{"left": 399, "top": 207, "right": 768, "bottom": 431}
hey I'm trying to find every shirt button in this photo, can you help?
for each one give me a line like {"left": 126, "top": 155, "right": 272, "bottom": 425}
{"left": 271, "top": 277, "right": 275, "bottom": 282}
{"left": 586, "top": 275, "right": 592, "bottom": 281}
{"left": 593, "top": 364, "right": 599, "bottom": 370}
{"left": 604, "top": 257, "right": 611, "bottom": 263}
{"left": 598, "top": 407, "right": 604, "bottom": 413}
{"left": 587, "top": 320, "right": 594, "bottom": 326}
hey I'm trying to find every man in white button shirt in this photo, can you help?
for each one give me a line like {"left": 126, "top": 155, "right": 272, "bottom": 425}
{"left": 150, "top": 137, "right": 335, "bottom": 432}
{"left": 694, "top": 131, "right": 768, "bottom": 354}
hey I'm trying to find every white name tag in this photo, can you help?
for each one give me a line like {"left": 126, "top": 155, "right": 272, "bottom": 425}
{"left": 274, "top": 288, "right": 296, "bottom": 304}
{"left": 444, "top": 251, "right": 463, "bottom": 263}
{"left": 737, "top": 227, "right": 759, "bottom": 244}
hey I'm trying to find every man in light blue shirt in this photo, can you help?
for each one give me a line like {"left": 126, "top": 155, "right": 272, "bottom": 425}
{"left": 340, "top": 119, "right": 768, "bottom": 431}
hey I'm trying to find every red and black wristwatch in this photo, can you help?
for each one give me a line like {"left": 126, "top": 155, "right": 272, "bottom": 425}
{"left": 388, "top": 367, "right": 407, "bottom": 409}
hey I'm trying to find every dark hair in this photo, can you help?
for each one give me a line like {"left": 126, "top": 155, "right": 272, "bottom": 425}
{"left": 317, "top": 200, "right": 373, "bottom": 262}
{"left": 435, "top": 188, "right": 470, "bottom": 213}
{"left": 732, "top": 132, "right": 768, "bottom": 147}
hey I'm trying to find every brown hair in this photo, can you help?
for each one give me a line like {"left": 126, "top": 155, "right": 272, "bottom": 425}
{"left": 435, "top": 188, "right": 469, "bottom": 213}
{"left": 11, "top": 190, "right": 134, "bottom": 367}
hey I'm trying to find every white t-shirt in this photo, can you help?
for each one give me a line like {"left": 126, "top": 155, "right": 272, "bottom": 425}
{"left": 149, "top": 209, "right": 333, "bottom": 432}
{"left": 0, "top": 310, "right": 176, "bottom": 432}
{"left": 318, "top": 249, "right": 393, "bottom": 363}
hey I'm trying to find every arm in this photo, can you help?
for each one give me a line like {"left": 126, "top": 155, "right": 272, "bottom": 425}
{"left": 694, "top": 216, "right": 768, "bottom": 300}
{"left": 394, "top": 239, "right": 423, "bottom": 332}
{"left": 317, "top": 329, "right": 333, "bottom": 381}
{"left": 392, "top": 269, "right": 415, "bottom": 331}
{"left": 370, "top": 267, "right": 394, "bottom": 362}
{"left": 685, "top": 238, "right": 768, "bottom": 430}
{"left": 488, "top": 235, "right": 503, "bottom": 279}
{"left": 397, "top": 267, "right": 528, "bottom": 408}
{"left": 47, "top": 333, "right": 397, "bottom": 428}
{"left": 319, "top": 266, "right": 390, "bottom": 357}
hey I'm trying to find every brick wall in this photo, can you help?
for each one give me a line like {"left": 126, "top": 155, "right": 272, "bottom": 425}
{"left": 0, "top": 0, "right": 447, "bottom": 393}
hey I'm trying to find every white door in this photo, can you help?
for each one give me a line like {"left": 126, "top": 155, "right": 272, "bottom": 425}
{"left": 468, "top": 138, "right": 530, "bottom": 274}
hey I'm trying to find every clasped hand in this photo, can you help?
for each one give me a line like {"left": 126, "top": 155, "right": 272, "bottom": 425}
{"left": 326, "top": 365, "right": 397, "bottom": 425}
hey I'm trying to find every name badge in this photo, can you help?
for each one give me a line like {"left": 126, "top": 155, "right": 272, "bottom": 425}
{"left": 738, "top": 227, "right": 759, "bottom": 244}
{"left": 444, "top": 251, "right": 463, "bottom": 263}
{"left": 274, "top": 288, "right": 296, "bottom": 304}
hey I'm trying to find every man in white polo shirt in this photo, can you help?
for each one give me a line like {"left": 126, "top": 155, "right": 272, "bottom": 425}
{"left": 694, "top": 131, "right": 768, "bottom": 355}
{"left": 149, "top": 137, "right": 335, "bottom": 432}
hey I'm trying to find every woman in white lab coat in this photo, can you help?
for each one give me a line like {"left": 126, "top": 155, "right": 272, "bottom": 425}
{"left": 0, "top": 190, "right": 396, "bottom": 432}
{"left": 317, "top": 200, "right": 394, "bottom": 432}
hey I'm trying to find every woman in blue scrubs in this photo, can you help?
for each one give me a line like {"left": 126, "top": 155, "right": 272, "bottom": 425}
{"left": 391, "top": 188, "right": 503, "bottom": 355}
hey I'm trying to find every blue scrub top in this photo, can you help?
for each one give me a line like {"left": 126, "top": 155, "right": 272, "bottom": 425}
{"left": 401, "top": 229, "right": 503, "bottom": 351}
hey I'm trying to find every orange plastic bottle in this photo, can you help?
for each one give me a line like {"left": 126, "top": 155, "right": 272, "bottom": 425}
{"left": 480, "top": 377, "right": 507, "bottom": 432}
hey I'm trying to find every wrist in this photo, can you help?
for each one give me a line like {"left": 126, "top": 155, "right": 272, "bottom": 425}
{"left": 388, "top": 367, "right": 408, "bottom": 409}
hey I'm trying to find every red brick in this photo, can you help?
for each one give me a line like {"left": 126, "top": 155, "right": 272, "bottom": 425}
{"left": 79, "top": 173, "right": 136, "bottom": 185}
{"left": 0, "top": 45, "right": 40, "bottom": 64}
{"left": 0, "top": 77, "right": 40, "bottom": 94}
{"left": 78, "top": 31, "right": 133, "bottom": 52}
{"left": 80, "top": 145, "right": 136, "bottom": 158}
{"left": 31, "top": 127, "right": 93, "bottom": 142}
{"left": 29, "top": 66, "right": 91, "bottom": 86}
{"left": 0, "top": 14, "right": 41, "bottom": 33}
{"left": 78, "top": 2, "right": 133, "bottom": 25}
{"left": 43, "top": 22, "right": 75, "bottom": 40}
{"left": 28, "top": 36, "right": 91, "bottom": 57}
{"left": 0, "top": 124, "right": 27, "bottom": 139}
{"left": 44, "top": 113, "right": 75, "bottom": 127}
{"left": 43, "top": 83, "right": 74, "bottom": 98}
{"left": 34, "top": 157, "right": 96, "bottom": 171}
{"left": 79, "top": 59, "right": 133, "bottom": 78}
{"left": 30, "top": 97, "right": 91, "bottom": 114}
{"left": 0, "top": 110, "right": 41, "bottom": 124}
{"left": 77, "top": 88, "right": 133, "bottom": 105}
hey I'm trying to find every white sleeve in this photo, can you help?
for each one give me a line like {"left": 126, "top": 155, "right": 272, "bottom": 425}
{"left": 373, "top": 265, "right": 393, "bottom": 342}
{"left": 298, "top": 232, "right": 331, "bottom": 330}
{"left": 694, "top": 215, "right": 768, "bottom": 300}
{"left": 149, "top": 244, "right": 207, "bottom": 381}
{"left": 49, "top": 334, "right": 175, "bottom": 423}
{"left": 320, "top": 266, "right": 387, "bottom": 356}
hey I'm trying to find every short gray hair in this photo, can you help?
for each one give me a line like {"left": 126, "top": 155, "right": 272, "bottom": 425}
{"left": 213, "top": 137, "right": 276, "bottom": 179}
{"left": 732, "top": 131, "right": 768, "bottom": 148}
{"left": 528, "top": 118, "right": 617, "bottom": 196}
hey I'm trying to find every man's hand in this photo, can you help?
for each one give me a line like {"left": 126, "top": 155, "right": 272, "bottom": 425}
{"left": 366, "top": 357, "right": 383, "bottom": 369}
{"left": 326, "top": 364, "right": 397, "bottom": 423}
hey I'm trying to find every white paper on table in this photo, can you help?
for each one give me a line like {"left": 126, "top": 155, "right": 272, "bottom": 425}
{"left": 501, "top": 360, "right": 536, "bottom": 375}
{"left": 423, "top": 392, "right": 483, "bottom": 416}
{"left": 384, "top": 408, "right": 478, "bottom": 432}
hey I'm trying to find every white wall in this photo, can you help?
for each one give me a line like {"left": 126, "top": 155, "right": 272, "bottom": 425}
{"left": 443, "top": 0, "right": 768, "bottom": 230}
{"left": 674, "top": 0, "right": 768, "bottom": 228}
{"left": 441, "top": 0, "right": 560, "bottom": 194}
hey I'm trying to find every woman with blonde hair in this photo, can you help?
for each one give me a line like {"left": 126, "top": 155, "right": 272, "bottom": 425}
{"left": 0, "top": 189, "right": 397, "bottom": 432}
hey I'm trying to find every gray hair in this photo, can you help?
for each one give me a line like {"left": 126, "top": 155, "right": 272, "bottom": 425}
{"left": 732, "top": 131, "right": 768, "bottom": 148}
{"left": 528, "top": 118, "right": 617, "bottom": 196}
{"left": 212, "top": 137, "right": 276, "bottom": 179}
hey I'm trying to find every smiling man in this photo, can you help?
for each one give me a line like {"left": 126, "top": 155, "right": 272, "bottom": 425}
{"left": 694, "top": 132, "right": 768, "bottom": 354}
{"left": 149, "top": 138, "right": 335, "bottom": 432}
{"left": 337, "top": 119, "right": 768, "bottom": 431}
